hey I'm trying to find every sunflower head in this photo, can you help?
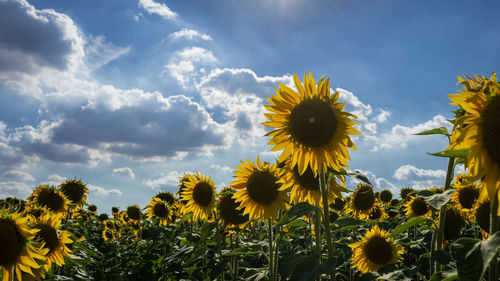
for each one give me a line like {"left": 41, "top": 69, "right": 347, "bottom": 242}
{"left": 28, "top": 185, "right": 69, "bottom": 215}
{"left": 349, "top": 225, "right": 404, "bottom": 274}
{"left": 88, "top": 204, "right": 98, "bottom": 213}
{"left": 180, "top": 172, "right": 216, "bottom": 221}
{"left": 178, "top": 173, "right": 192, "bottom": 205}
{"left": 443, "top": 207, "right": 465, "bottom": 241}
{"left": 34, "top": 212, "right": 73, "bottom": 271}
{"left": 98, "top": 213, "right": 109, "bottom": 221}
{"left": 346, "top": 183, "right": 378, "bottom": 219}
{"left": 404, "top": 196, "right": 431, "bottom": 217}
{"left": 400, "top": 187, "right": 416, "bottom": 201}
{"left": 368, "top": 205, "right": 387, "bottom": 221}
{"left": 146, "top": 197, "right": 171, "bottom": 226}
{"left": 474, "top": 198, "right": 500, "bottom": 237}
{"left": 126, "top": 205, "right": 142, "bottom": 221}
{"left": 59, "top": 178, "right": 88, "bottom": 206}
{"left": 379, "top": 189, "right": 393, "bottom": 203}
{"left": 218, "top": 187, "right": 249, "bottom": 227}
{"left": 263, "top": 73, "right": 359, "bottom": 175}
{"left": 330, "top": 198, "right": 346, "bottom": 211}
{"left": 112, "top": 207, "right": 120, "bottom": 217}
{"left": 102, "top": 228, "right": 116, "bottom": 243}
{"left": 451, "top": 180, "right": 480, "bottom": 219}
{"left": 154, "top": 191, "right": 176, "bottom": 205}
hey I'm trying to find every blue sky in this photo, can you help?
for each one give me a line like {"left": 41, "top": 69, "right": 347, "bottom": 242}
{"left": 1, "top": 0, "right": 499, "bottom": 213}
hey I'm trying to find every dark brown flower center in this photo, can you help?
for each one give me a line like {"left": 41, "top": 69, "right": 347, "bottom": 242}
{"left": 127, "top": 206, "right": 141, "bottom": 220}
{"left": 88, "top": 205, "right": 97, "bottom": 212}
{"left": 37, "top": 188, "right": 65, "bottom": 212}
{"left": 288, "top": 98, "right": 338, "bottom": 148}
{"left": 457, "top": 185, "right": 479, "bottom": 209}
{"left": 105, "top": 229, "right": 114, "bottom": 239}
{"left": 155, "top": 192, "right": 175, "bottom": 205}
{"left": 444, "top": 208, "right": 464, "bottom": 241}
{"left": 410, "top": 197, "right": 429, "bottom": 216}
{"left": 474, "top": 200, "right": 500, "bottom": 234}
{"left": 379, "top": 190, "right": 393, "bottom": 203}
{"left": 219, "top": 196, "right": 249, "bottom": 225}
{"left": 293, "top": 166, "right": 319, "bottom": 190}
{"left": 192, "top": 182, "right": 214, "bottom": 207}
{"left": 112, "top": 207, "right": 120, "bottom": 214}
{"left": 369, "top": 207, "right": 382, "bottom": 220}
{"left": 60, "top": 182, "right": 85, "bottom": 204}
{"left": 353, "top": 185, "right": 375, "bottom": 211}
{"left": 247, "top": 170, "right": 279, "bottom": 206}
{"left": 153, "top": 202, "right": 169, "bottom": 218}
{"left": 0, "top": 218, "right": 24, "bottom": 266}
{"left": 481, "top": 96, "right": 500, "bottom": 166}
{"left": 363, "top": 236, "right": 392, "bottom": 265}
{"left": 330, "top": 198, "right": 345, "bottom": 211}
{"left": 36, "top": 223, "right": 60, "bottom": 254}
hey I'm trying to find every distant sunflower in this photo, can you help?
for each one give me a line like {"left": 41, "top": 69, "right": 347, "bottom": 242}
{"left": 349, "top": 225, "right": 404, "bottom": 274}
{"left": 126, "top": 205, "right": 142, "bottom": 221}
{"left": 263, "top": 73, "right": 359, "bottom": 175}
{"left": 379, "top": 189, "right": 393, "bottom": 204}
{"left": 111, "top": 207, "right": 120, "bottom": 218}
{"left": 474, "top": 198, "right": 500, "bottom": 238}
{"left": 0, "top": 210, "right": 48, "bottom": 281}
{"left": 34, "top": 212, "right": 73, "bottom": 271}
{"left": 400, "top": 187, "right": 416, "bottom": 201}
{"left": 452, "top": 173, "right": 473, "bottom": 187}
{"left": 279, "top": 159, "right": 344, "bottom": 207}
{"left": 154, "top": 191, "right": 176, "bottom": 205}
{"left": 346, "top": 184, "right": 378, "bottom": 219}
{"left": 451, "top": 180, "right": 480, "bottom": 220}
{"left": 59, "top": 178, "right": 88, "bottom": 208}
{"left": 27, "top": 185, "right": 69, "bottom": 215}
{"left": 368, "top": 205, "right": 388, "bottom": 221}
{"left": 404, "top": 196, "right": 432, "bottom": 217}
{"left": 87, "top": 204, "right": 97, "bottom": 216}
{"left": 119, "top": 211, "right": 131, "bottom": 224}
{"left": 146, "top": 197, "right": 171, "bottom": 226}
{"left": 218, "top": 187, "right": 249, "bottom": 228}
{"left": 102, "top": 228, "right": 116, "bottom": 243}
{"left": 232, "top": 157, "right": 288, "bottom": 220}
{"left": 181, "top": 172, "right": 216, "bottom": 221}
{"left": 447, "top": 73, "right": 500, "bottom": 212}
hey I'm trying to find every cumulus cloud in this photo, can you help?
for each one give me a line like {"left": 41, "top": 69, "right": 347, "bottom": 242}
{"left": 112, "top": 167, "right": 136, "bottom": 179}
{"left": 0, "top": 180, "right": 33, "bottom": 199}
{"left": 346, "top": 169, "right": 398, "bottom": 194}
{"left": 2, "top": 170, "right": 34, "bottom": 181}
{"left": 165, "top": 47, "right": 218, "bottom": 88}
{"left": 209, "top": 164, "right": 232, "bottom": 173}
{"left": 87, "top": 184, "right": 122, "bottom": 196}
{"left": 374, "top": 109, "right": 391, "bottom": 123}
{"left": 143, "top": 171, "right": 184, "bottom": 190}
{"left": 337, "top": 88, "right": 379, "bottom": 136}
{"left": 84, "top": 35, "right": 131, "bottom": 71}
{"left": 138, "top": 0, "right": 178, "bottom": 20}
{"left": 393, "top": 164, "right": 446, "bottom": 180}
{"left": 170, "top": 29, "right": 212, "bottom": 41}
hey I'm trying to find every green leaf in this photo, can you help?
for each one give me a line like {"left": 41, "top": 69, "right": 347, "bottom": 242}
{"left": 450, "top": 232, "right": 500, "bottom": 281}
{"left": 200, "top": 221, "right": 217, "bottom": 241}
{"left": 347, "top": 170, "right": 372, "bottom": 185}
{"left": 427, "top": 149, "right": 469, "bottom": 158}
{"left": 414, "top": 126, "right": 450, "bottom": 136}
{"left": 390, "top": 217, "right": 431, "bottom": 238}
{"left": 430, "top": 250, "right": 453, "bottom": 266}
{"left": 430, "top": 271, "right": 458, "bottom": 281}
{"left": 179, "top": 212, "right": 193, "bottom": 223}
{"left": 280, "top": 254, "right": 337, "bottom": 281}
{"left": 225, "top": 247, "right": 260, "bottom": 256}
{"left": 276, "top": 202, "right": 316, "bottom": 226}
{"left": 418, "top": 189, "right": 455, "bottom": 210}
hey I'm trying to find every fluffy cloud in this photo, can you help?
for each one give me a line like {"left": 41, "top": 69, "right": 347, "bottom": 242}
{"left": 138, "top": 0, "right": 178, "bottom": 20}
{"left": 393, "top": 164, "right": 446, "bottom": 180}
{"left": 84, "top": 35, "right": 131, "bottom": 71}
{"left": 0, "top": 180, "right": 33, "bottom": 199}
{"left": 209, "top": 164, "right": 232, "bottom": 173}
{"left": 143, "top": 171, "right": 184, "bottom": 190}
{"left": 165, "top": 47, "right": 218, "bottom": 88}
{"left": 170, "top": 29, "right": 212, "bottom": 41}
{"left": 346, "top": 169, "right": 398, "bottom": 194}
{"left": 87, "top": 184, "right": 122, "bottom": 196}
{"left": 112, "top": 167, "right": 136, "bottom": 179}
{"left": 2, "top": 170, "right": 34, "bottom": 181}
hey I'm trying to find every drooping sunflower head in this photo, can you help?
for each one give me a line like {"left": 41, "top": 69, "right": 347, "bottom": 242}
{"left": 28, "top": 185, "right": 69, "bottom": 215}
{"left": 442, "top": 207, "right": 465, "bottom": 241}
{"left": 231, "top": 156, "right": 288, "bottom": 220}
{"left": 218, "top": 187, "right": 249, "bottom": 228}
{"left": 34, "top": 212, "right": 73, "bottom": 270}
{"left": 400, "top": 187, "right": 416, "bottom": 201}
{"left": 346, "top": 183, "right": 378, "bottom": 219}
{"left": 98, "top": 213, "right": 109, "bottom": 221}
{"left": 126, "top": 204, "right": 142, "bottom": 221}
{"left": 88, "top": 204, "right": 98, "bottom": 213}
{"left": 451, "top": 180, "right": 480, "bottom": 219}
{"left": 146, "top": 197, "right": 171, "bottom": 226}
{"left": 379, "top": 189, "right": 393, "bottom": 203}
{"left": 263, "top": 73, "right": 360, "bottom": 175}
{"left": 154, "top": 191, "right": 176, "bottom": 205}
{"left": 474, "top": 198, "right": 500, "bottom": 238}
{"left": 427, "top": 186, "right": 444, "bottom": 194}
{"left": 111, "top": 207, "right": 120, "bottom": 217}
{"left": 59, "top": 178, "right": 88, "bottom": 206}
{"left": 349, "top": 225, "right": 404, "bottom": 274}
{"left": 181, "top": 172, "right": 216, "bottom": 221}
{"left": 404, "top": 195, "right": 431, "bottom": 217}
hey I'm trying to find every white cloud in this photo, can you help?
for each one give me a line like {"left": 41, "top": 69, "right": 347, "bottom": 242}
{"left": 165, "top": 47, "right": 217, "bottom": 88}
{"left": 393, "top": 164, "right": 446, "bottom": 180}
{"left": 209, "top": 164, "right": 232, "bottom": 172}
{"left": 2, "top": 170, "right": 34, "bottom": 181}
{"left": 87, "top": 184, "right": 122, "bottom": 196}
{"left": 346, "top": 169, "right": 398, "bottom": 194}
{"left": 0, "top": 180, "right": 32, "bottom": 199}
{"left": 337, "top": 88, "right": 378, "bottom": 136}
{"left": 143, "top": 171, "right": 184, "bottom": 190}
{"left": 138, "top": 0, "right": 178, "bottom": 20}
{"left": 84, "top": 35, "right": 130, "bottom": 71}
{"left": 374, "top": 109, "right": 391, "bottom": 123}
{"left": 170, "top": 28, "right": 212, "bottom": 41}
{"left": 112, "top": 167, "right": 136, "bottom": 179}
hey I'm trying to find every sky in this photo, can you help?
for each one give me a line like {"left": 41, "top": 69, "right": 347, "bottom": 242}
{"left": 1, "top": 0, "right": 499, "bottom": 213}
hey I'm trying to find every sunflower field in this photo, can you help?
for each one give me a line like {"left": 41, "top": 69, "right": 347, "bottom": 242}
{"left": 1, "top": 73, "right": 499, "bottom": 281}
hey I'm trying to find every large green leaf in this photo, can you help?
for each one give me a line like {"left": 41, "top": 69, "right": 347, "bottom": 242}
{"left": 414, "top": 126, "right": 450, "bottom": 136}
{"left": 418, "top": 189, "right": 456, "bottom": 210}
{"left": 329, "top": 169, "right": 372, "bottom": 185}
{"left": 450, "top": 232, "right": 500, "bottom": 281}
{"left": 390, "top": 217, "right": 432, "bottom": 238}
{"left": 427, "top": 149, "right": 469, "bottom": 158}
{"left": 276, "top": 202, "right": 316, "bottom": 226}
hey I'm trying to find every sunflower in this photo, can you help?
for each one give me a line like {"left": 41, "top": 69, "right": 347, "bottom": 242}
{"left": 87, "top": 204, "right": 97, "bottom": 216}
{"left": 404, "top": 195, "right": 432, "bottom": 217}
{"left": 102, "top": 228, "right": 116, "bottom": 243}
{"left": 146, "top": 197, "right": 171, "bottom": 226}
{"left": 27, "top": 185, "right": 69, "bottom": 216}
{"left": 59, "top": 178, "right": 88, "bottom": 209}
{"left": 346, "top": 184, "right": 379, "bottom": 219}
{"left": 0, "top": 210, "right": 48, "bottom": 281}
{"left": 400, "top": 187, "right": 416, "bottom": 201}
{"left": 442, "top": 207, "right": 465, "bottom": 241}
{"left": 279, "top": 158, "right": 345, "bottom": 207}
{"left": 368, "top": 205, "right": 388, "bottom": 221}
{"left": 179, "top": 172, "right": 216, "bottom": 221}
{"left": 126, "top": 205, "right": 142, "bottom": 221}
{"left": 154, "top": 191, "right": 176, "bottom": 205}
{"left": 218, "top": 187, "right": 249, "bottom": 228}
{"left": 231, "top": 157, "right": 288, "bottom": 220}
{"left": 451, "top": 179, "right": 480, "bottom": 220}
{"left": 263, "top": 73, "right": 359, "bottom": 175}
{"left": 349, "top": 225, "right": 404, "bottom": 274}
{"left": 447, "top": 73, "right": 500, "bottom": 212}
{"left": 379, "top": 189, "right": 393, "bottom": 204}
{"left": 330, "top": 197, "right": 346, "bottom": 211}
{"left": 111, "top": 207, "right": 120, "bottom": 218}
{"left": 119, "top": 211, "right": 131, "bottom": 224}
{"left": 474, "top": 198, "right": 500, "bottom": 238}
{"left": 33, "top": 212, "right": 73, "bottom": 271}
{"left": 98, "top": 213, "right": 109, "bottom": 221}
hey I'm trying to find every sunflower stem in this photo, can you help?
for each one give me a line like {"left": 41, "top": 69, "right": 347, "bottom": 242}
{"left": 319, "top": 168, "right": 336, "bottom": 281}
{"left": 489, "top": 192, "right": 498, "bottom": 281}
{"left": 434, "top": 156, "right": 455, "bottom": 274}
{"left": 314, "top": 208, "right": 322, "bottom": 266}
{"left": 267, "top": 218, "right": 275, "bottom": 281}
{"left": 214, "top": 211, "right": 224, "bottom": 281}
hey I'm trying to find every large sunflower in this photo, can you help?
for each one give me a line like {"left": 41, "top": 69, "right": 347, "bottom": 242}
{"left": 126, "top": 205, "right": 142, "bottom": 222}
{"left": 263, "top": 73, "right": 359, "bottom": 175}
{"left": 346, "top": 183, "right": 379, "bottom": 219}
{"left": 180, "top": 172, "right": 216, "bottom": 221}
{"left": 218, "top": 187, "right": 249, "bottom": 228}
{"left": 59, "top": 178, "right": 88, "bottom": 209}
{"left": 27, "top": 185, "right": 70, "bottom": 216}
{"left": 145, "top": 197, "right": 171, "bottom": 226}
{"left": 349, "top": 225, "right": 404, "bottom": 274}
{"left": 33, "top": 212, "right": 73, "bottom": 271}
{"left": 450, "top": 177, "right": 480, "bottom": 220}
{"left": 231, "top": 157, "right": 288, "bottom": 220}
{"left": 0, "top": 210, "right": 48, "bottom": 281}
{"left": 447, "top": 73, "right": 500, "bottom": 213}
{"left": 474, "top": 197, "right": 500, "bottom": 239}
{"left": 279, "top": 158, "right": 345, "bottom": 207}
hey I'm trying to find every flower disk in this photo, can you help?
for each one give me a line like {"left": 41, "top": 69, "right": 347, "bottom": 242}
{"left": 181, "top": 172, "right": 216, "bottom": 221}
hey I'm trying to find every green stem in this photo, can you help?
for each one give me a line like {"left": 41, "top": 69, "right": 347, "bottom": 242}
{"left": 214, "top": 212, "right": 224, "bottom": 281}
{"left": 489, "top": 193, "right": 498, "bottom": 281}
{"left": 268, "top": 218, "right": 275, "bottom": 281}
{"left": 234, "top": 232, "right": 240, "bottom": 280}
{"left": 319, "top": 168, "right": 336, "bottom": 281}
{"left": 314, "top": 208, "right": 322, "bottom": 265}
